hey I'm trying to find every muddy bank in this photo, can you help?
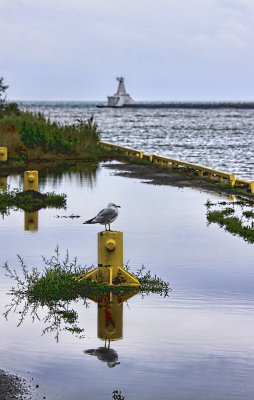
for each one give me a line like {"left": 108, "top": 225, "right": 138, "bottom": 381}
{"left": 104, "top": 161, "right": 254, "bottom": 199}
{"left": 0, "top": 369, "right": 34, "bottom": 400}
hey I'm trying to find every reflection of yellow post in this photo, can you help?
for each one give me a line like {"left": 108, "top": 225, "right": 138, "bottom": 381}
{"left": 24, "top": 211, "right": 38, "bottom": 231}
{"left": 0, "top": 147, "right": 7, "bottom": 162}
{"left": 97, "top": 293, "right": 123, "bottom": 341}
{"left": 24, "top": 171, "right": 38, "bottom": 191}
{"left": 0, "top": 177, "right": 7, "bottom": 191}
{"left": 76, "top": 231, "right": 140, "bottom": 286}
{"left": 88, "top": 291, "right": 138, "bottom": 342}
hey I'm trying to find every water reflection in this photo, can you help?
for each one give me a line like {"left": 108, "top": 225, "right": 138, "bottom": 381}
{"left": 32, "top": 161, "right": 99, "bottom": 190}
{"left": 85, "top": 291, "right": 138, "bottom": 367}
{"left": 0, "top": 176, "right": 7, "bottom": 191}
{"left": 85, "top": 344, "right": 119, "bottom": 368}
{"left": 24, "top": 211, "right": 38, "bottom": 231}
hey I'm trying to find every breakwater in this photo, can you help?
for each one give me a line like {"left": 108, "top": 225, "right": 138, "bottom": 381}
{"left": 100, "top": 141, "right": 254, "bottom": 194}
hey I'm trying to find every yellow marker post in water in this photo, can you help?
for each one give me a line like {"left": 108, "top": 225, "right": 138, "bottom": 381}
{"left": 75, "top": 230, "right": 140, "bottom": 286}
{"left": 24, "top": 171, "right": 39, "bottom": 191}
{"left": 0, "top": 147, "right": 7, "bottom": 162}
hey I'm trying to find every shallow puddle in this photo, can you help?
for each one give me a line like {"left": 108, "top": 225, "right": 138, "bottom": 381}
{"left": 0, "top": 162, "right": 254, "bottom": 399}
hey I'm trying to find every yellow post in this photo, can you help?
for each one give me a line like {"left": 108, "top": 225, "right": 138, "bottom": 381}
{"left": 228, "top": 174, "right": 235, "bottom": 187}
{"left": 218, "top": 176, "right": 223, "bottom": 183}
{"left": 0, "top": 147, "right": 7, "bottom": 162}
{"left": 98, "top": 231, "right": 123, "bottom": 285}
{"left": 250, "top": 181, "right": 254, "bottom": 193}
{"left": 0, "top": 176, "right": 7, "bottom": 191}
{"left": 139, "top": 151, "right": 144, "bottom": 159}
{"left": 208, "top": 173, "right": 213, "bottom": 180}
{"left": 75, "top": 231, "right": 140, "bottom": 286}
{"left": 198, "top": 170, "right": 203, "bottom": 177}
{"left": 24, "top": 211, "right": 38, "bottom": 231}
{"left": 24, "top": 171, "right": 38, "bottom": 191}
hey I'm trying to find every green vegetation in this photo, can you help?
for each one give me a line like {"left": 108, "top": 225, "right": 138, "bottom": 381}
{"left": 3, "top": 247, "right": 170, "bottom": 303}
{"left": 0, "top": 187, "right": 66, "bottom": 215}
{"left": 112, "top": 391, "right": 125, "bottom": 400}
{"left": 3, "top": 247, "right": 171, "bottom": 341}
{"left": 0, "top": 76, "right": 115, "bottom": 164}
{"left": 0, "top": 110, "right": 103, "bottom": 162}
{"left": 206, "top": 199, "right": 254, "bottom": 243}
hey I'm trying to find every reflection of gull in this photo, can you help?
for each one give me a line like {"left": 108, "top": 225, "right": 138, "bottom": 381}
{"left": 83, "top": 203, "right": 120, "bottom": 231}
{"left": 85, "top": 347, "right": 120, "bottom": 368}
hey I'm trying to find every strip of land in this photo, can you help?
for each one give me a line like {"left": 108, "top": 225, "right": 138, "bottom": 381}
{"left": 104, "top": 161, "right": 254, "bottom": 200}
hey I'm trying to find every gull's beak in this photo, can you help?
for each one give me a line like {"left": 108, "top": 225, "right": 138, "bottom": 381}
{"left": 116, "top": 205, "right": 121, "bottom": 208}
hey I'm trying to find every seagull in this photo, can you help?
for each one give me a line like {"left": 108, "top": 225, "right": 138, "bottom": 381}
{"left": 83, "top": 203, "right": 120, "bottom": 231}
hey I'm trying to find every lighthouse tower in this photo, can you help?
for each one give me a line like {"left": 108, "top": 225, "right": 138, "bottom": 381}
{"left": 107, "top": 77, "right": 135, "bottom": 107}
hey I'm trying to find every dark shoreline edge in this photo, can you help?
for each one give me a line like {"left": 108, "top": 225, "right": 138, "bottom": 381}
{"left": 103, "top": 161, "right": 254, "bottom": 200}
{"left": 0, "top": 369, "right": 35, "bottom": 400}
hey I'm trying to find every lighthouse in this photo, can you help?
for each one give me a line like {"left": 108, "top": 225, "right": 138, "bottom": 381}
{"left": 106, "top": 77, "right": 135, "bottom": 107}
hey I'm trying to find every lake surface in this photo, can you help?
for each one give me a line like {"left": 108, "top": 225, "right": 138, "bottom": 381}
{"left": 19, "top": 101, "right": 254, "bottom": 180}
{"left": 0, "top": 163, "right": 254, "bottom": 399}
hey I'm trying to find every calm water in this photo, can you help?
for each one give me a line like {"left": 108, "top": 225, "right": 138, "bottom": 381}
{"left": 19, "top": 101, "right": 254, "bottom": 180}
{"left": 0, "top": 163, "right": 254, "bottom": 399}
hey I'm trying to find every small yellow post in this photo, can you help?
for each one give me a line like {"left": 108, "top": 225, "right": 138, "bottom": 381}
{"left": 0, "top": 177, "right": 7, "bottom": 191}
{"left": 24, "top": 211, "right": 38, "bottom": 231}
{"left": 76, "top": 231, "right": 140, "bottom": 286}
{"left": 218, "top": 176, "right": 223, "bottom": 183}
{"left": 98, "top": 231, "right": 123, "bottom": 284}
{"left": 208, "top": 173, "right": 213, "bottom": 180}
{"left": 139, "top": 151, "right": 144, "bottom": 159}
{"left": 24, "top": 171, "right": 38, "bottom": 191}
{"left": 228, "top": 174, "right": 235, "bottom": 187}
{"left": 198, "top": 170, "right": 203, "bottom": 177}
{"left": 0, "top": 147, "right": 7, "bottom": 162}
{"left": 249, "top": 181, "right": 254, "bottom": 193}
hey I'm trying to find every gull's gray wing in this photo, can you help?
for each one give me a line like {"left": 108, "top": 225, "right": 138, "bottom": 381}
{"left": 92, "top": 207, "right": 117, "bottom": 223}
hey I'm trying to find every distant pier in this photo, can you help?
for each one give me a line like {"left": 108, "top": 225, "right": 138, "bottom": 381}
{"left": 99, "top": 102, "right": 254, "bottom": 109}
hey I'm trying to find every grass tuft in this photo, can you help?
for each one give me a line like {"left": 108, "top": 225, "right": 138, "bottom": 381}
{"left": 0, "top": 186, "right": 66, "bottom": 215}
{"left": 206, "top": 199, "right": 254, "bottom": 243}
{"left": 3, "top": 248, "right": 171, "bottom": 341}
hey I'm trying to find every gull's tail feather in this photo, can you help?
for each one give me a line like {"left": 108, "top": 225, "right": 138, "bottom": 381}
{"left": 83, "top": 218, "right": 95, "bottom": 224}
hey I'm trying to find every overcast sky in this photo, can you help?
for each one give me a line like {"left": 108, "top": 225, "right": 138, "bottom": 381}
{"left": 1, "top": 0, "right": 254, "bottom": 101}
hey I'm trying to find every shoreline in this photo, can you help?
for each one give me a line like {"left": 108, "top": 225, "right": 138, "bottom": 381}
{"left": 103, "top": 161, "right": 254, "bottom": 200}
{"left": 1, "top": 157, "right": 254, "bottom": 200}
{"left": 0, "top": 369, "right": 34, "bottom": 400}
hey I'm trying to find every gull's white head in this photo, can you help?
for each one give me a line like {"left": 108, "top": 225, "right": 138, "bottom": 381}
{"left": 108, "top": 203, "right": 121, "bottom": 208}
